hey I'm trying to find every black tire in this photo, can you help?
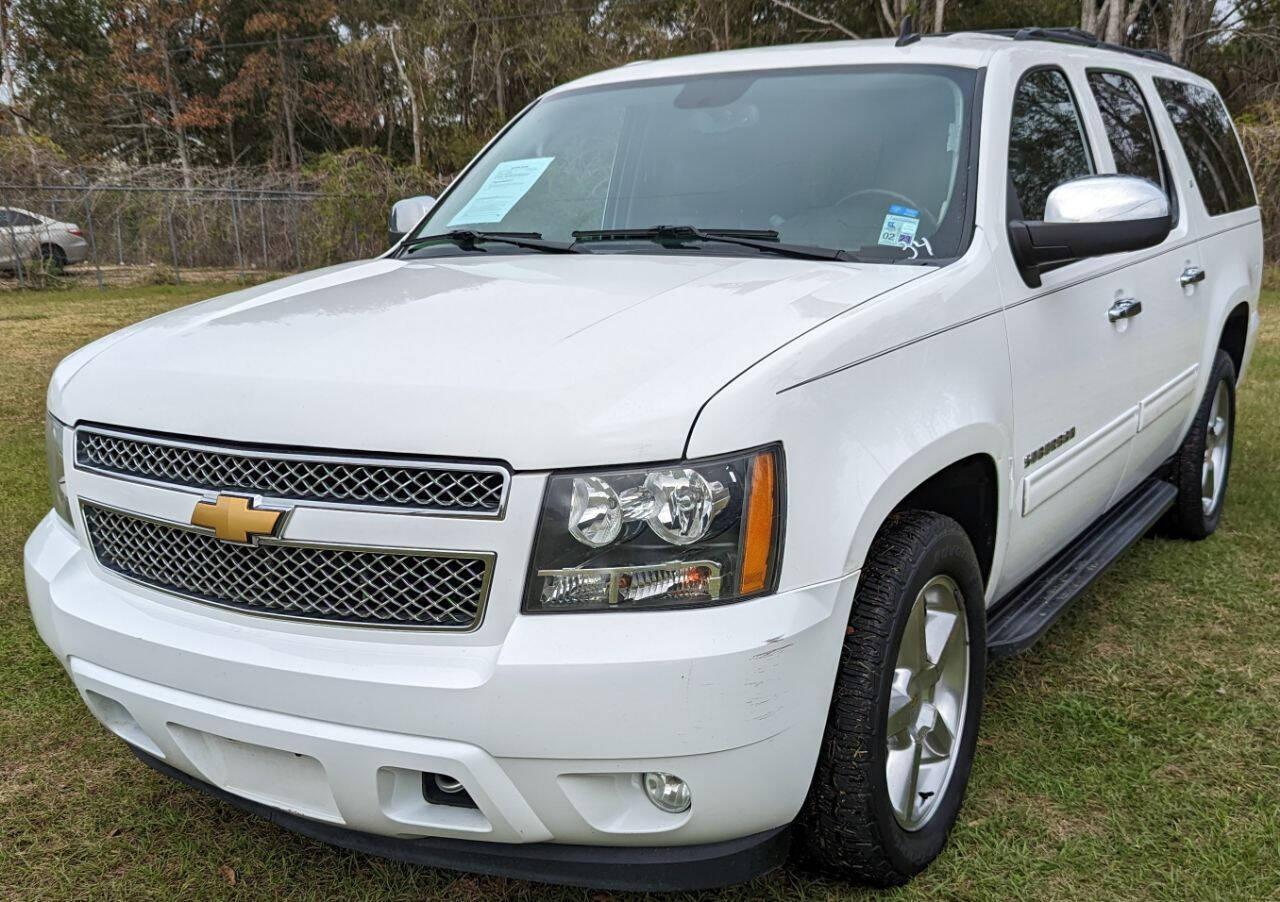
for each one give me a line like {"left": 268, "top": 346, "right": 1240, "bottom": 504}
{"left": 1166, "top": 350, "right": 1237, "bottom": 539}
{"left": 40, "top": 244, "right": 67, "bottom": 273}
{"left": 796, "top": 510, "right": 986, "bottom": 886}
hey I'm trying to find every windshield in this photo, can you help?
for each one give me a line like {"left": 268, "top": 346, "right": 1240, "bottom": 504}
{"left": 406, "top": 65, "right": 978, "bottom": 262}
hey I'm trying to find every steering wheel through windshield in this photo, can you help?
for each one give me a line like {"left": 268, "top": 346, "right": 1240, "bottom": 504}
{"left": 835, "top": 188, "right": 939, "bottom": 236}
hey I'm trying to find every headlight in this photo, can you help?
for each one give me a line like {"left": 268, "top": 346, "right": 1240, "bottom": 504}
{"left": 523, "top": 445, "right": 782, "bottom": 612}
{"left": 45, "top": 414, "right": 72, "bottom": 526}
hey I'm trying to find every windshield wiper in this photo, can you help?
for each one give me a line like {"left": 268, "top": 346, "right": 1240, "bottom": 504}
{"left": 571, "top": 225, "right": 850, "bottom": 262}
{"left": 401, "top": 229, "right": 583, "bottom": 255}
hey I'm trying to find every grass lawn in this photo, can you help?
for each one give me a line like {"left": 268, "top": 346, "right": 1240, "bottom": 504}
{"left": 2, "top": 278, "right": 1278, "bottom": 901}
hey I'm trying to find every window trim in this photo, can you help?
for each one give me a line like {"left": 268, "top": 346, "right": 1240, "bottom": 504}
{"left": 1005, "top": 64, "right": 1097, "bottom": 223}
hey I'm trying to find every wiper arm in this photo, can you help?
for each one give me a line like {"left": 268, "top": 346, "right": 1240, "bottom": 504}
{"left": 571, "top": 225, "right": 850, "bottom": 262}
{"left": 401, "top": 229, "right": 583, "bottom": 255}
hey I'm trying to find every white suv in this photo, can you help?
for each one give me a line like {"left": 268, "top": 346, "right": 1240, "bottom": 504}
{"left": 25, "top": 29, "right": 1262, "bottom": 890}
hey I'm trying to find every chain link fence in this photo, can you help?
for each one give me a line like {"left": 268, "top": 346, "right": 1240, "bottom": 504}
{"left": 0, "top": 159, "right": 449, "bottom": 290}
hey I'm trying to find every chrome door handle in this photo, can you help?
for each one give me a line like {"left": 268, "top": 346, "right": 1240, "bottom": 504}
{"left": 1108, "top": 297, "right": 1143, "bottom": 322}
{"left": 1180, "top": 266, "right": 1206, "bottom": 287}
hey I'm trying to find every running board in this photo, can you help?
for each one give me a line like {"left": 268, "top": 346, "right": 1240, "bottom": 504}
{"left": 987, "top": 479, "right": 1177, "bottom": 659}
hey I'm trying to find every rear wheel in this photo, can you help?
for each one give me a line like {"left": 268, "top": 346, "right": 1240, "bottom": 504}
{"left": 796, "top": 510, "right": 985, "bottom": 886}
{"left": 40, "top": 244, "right": 67, "bottom": 273}
{"left": 1167, "top": 350, "right": 1236, "bottom": 539}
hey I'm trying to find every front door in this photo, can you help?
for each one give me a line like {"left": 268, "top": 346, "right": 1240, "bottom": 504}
{"left": 996, "top": 65, "right": 1145, "bottom": 588}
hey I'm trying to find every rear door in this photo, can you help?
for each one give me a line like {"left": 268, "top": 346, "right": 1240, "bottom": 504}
{"left": 1080, "top": 69, "right": 1207, "bottom": 497}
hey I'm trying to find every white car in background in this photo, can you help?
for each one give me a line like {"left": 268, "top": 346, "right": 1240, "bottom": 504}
{"left": 24, "top": 26, "right": 1262, "bottom": 891}
{"left": 0, "top": 206, "right": 89, "bottom": 272}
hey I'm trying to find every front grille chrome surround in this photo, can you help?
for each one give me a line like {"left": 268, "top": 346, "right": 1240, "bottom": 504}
{"left": 75, "top": 425, "right": 509, "bottom": 517}
{"left": 82, "top": 503, "right": 494, "bottom": 630}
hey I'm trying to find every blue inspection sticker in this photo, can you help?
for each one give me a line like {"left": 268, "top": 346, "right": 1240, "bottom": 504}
{"left": 878, "top": 204, "right": 920, "bottom": 248}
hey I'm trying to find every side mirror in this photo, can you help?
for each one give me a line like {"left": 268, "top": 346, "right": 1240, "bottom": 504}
{"left": 388, "top": 195, "right": 436, "bottom": 246}
{"left": 1008, "top": 175, "right": 1171, "bottom": 287}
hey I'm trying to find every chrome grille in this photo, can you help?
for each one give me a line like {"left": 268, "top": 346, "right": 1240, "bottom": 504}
{"left": 75, "top": 427, "right": 507, "bottom": 515}
{"left": 83, "top": 504, "right": 492, "bottom": 629}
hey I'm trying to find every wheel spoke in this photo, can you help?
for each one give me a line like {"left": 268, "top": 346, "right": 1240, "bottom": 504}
{"left": 887, "top": 674, "right": 916, "bottom": 739}
{"left": 1202, "top": 458, "right": 1216, "bottom": 501}
{"left": 897, "top": 595, "right": 928, "bottom": 674}
{"left": 886, "top": 742, "right": 921, "bottom": 820}
{"left": 920, "top": 703, "right": 954, "bottom": 761}
{"left": 903, "top": 741, "right": 924, "bottom": 821}
{"left": 923, "top": 608, "right": 960, "bottom": 670}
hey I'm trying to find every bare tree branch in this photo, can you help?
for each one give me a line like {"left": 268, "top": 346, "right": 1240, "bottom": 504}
{"left": 770, "top": 0, "right": 859, "bottom": 39}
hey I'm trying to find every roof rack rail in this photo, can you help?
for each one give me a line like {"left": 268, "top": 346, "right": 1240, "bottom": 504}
{"left": 909, "top": 26, "right": 1183, "bottom": 69}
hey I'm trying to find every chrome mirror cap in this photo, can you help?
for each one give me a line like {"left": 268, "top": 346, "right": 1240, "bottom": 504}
{"left": 1044, "top": 175, "right": 1169, "bottom": 225}
{"left": 388, "top": 195, "right": 437, "bottom": 244}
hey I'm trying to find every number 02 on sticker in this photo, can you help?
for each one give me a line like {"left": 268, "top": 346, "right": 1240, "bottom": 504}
{"left": 878, "top": 204, "right": 920, "bottom": 248}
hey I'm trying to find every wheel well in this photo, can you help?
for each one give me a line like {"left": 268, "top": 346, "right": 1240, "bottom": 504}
{"left": 1220, "top": 303, "right": 1249, "bottom": 380}
{"left": 892, "top": 454, "right": 998, "bottom": 585}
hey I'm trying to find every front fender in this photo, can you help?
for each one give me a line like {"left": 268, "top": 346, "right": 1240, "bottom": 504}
{"left": 687, "top": 258, "right": 1013, "bottom": 602}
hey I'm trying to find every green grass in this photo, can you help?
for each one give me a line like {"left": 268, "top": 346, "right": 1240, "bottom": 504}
{"left": 2, "top": 278, "right": 1279, "bottom": 901}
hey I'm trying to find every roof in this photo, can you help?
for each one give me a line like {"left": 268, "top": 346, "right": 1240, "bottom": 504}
{"left": 551, "top": 30, "right": 1205, "bottom": 95}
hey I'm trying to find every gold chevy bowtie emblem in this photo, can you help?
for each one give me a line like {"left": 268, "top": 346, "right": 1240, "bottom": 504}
{"left": 191, "top": 495, "right": 283, "bottom": 543}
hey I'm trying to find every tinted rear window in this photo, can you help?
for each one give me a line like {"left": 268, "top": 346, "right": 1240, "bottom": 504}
{"left": 1155, "top": 78, "right": 1255, "bottom": 215}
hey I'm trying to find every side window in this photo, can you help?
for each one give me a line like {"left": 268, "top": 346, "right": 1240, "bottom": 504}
{"left": 1008, "top": 68, "right": 1095, "bottom": 220}
{"left": 1154, "top": 78, "right": 1256, "bottom": 215}
{"left": 10, "top": 213, "right": 39, "bottom": 227}
{"left": 0, "top": 210, "right": 12, "bottom": 227}
{"left": 1087, "top": 71, "right": 1164, "bottom": 189}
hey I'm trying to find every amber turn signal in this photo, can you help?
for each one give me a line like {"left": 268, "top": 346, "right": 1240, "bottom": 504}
{"left": 739, "top": 450, "right": 778, "bottom": 595}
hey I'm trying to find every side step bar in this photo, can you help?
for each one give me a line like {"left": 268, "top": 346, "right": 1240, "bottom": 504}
{"left": 987, "top": 478, "right": 1177, "bottom": 659}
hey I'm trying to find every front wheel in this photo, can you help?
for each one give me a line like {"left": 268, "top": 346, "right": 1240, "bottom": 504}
{"left": 796, "top": 510, "right": 985, "bottom": 885}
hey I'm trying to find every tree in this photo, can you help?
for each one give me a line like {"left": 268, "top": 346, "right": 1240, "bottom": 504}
{"left": 107, "top": 0, "right": 226, "bottom": 187}
{"left": 1, "top": 0, "right": 27, "bottom": 134}
{"left": 877, "top": 0, "right": 949, "bottom": 34}
{"left": 1081, "top": 0, "right": 1145, "bottom": 44}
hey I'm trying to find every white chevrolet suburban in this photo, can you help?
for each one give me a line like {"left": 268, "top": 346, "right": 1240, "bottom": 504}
{"left": 25, "top": 28, "right": 1262, "bottom": 890}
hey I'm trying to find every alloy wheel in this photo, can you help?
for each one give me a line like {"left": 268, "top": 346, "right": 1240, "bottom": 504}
{"left": 1202, "top": 379, "right": 1232, "bottom": 515}
{"left": 885, "top": 574, "right": 970, "bottom": 831}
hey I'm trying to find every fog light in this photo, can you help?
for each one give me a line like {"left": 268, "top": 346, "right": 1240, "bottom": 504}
{"left": 643, "top": 772, "right": 691, "bottom": 813}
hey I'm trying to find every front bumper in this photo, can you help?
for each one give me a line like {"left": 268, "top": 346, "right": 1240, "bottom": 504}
{"left": 26, "top": 512, "right": 855, "bottom": 887}
{"left": 133, "top": 747, "right": 790, "bottom": 891}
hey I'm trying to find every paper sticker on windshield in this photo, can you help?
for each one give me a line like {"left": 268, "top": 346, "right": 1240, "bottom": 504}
{"left": 447, "top": 157, "right": 554, "bottom": 226}
{"left": 878, "top": 204, "right": 920, "bottom": 248}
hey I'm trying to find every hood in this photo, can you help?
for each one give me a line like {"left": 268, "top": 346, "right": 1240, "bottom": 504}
{"left": 54, "top": 254, "right": 925, "bottom": 469}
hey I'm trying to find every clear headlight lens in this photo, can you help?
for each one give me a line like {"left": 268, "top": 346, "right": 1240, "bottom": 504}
{"left": 45, "top": 414, "right": 72, "bottom": 526}
{"left": 524, "top": 445, "right": 782, "bottom": 613}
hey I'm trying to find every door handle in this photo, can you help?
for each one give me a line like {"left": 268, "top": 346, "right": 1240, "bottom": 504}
{"left": 1108, "top": 297, "right": 1143, "bottom": 322}
{"left": 1180, "top": 266, "right": 1206, "bottom": 287}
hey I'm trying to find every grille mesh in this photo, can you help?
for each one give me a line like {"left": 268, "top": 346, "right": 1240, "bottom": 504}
{"left": 76, "top": 429, "right": 506, "bottom": 514}
{"left": 83, "top": 505, "right": 490, "bottom": 628}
